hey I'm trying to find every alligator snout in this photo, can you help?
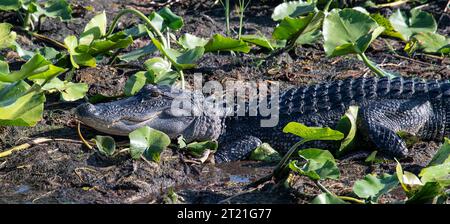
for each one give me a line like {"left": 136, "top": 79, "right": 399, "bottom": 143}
{"left": 75, "top": 103, "right": 98, "bottom": 119}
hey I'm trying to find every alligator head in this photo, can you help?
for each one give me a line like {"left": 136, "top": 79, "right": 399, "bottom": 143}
{"left": 75, "top": 85, "right": 225, "bottom": 142}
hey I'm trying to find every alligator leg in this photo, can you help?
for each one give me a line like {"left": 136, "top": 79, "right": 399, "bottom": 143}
{"left": 360, "top": 99, "right": 432, "bottom": 157}
{"left": 215, "top": 136, "right": 262, "bottom": 163}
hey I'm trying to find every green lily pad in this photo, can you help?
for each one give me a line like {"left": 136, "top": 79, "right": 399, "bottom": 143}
{"left": 311, "top": 193, "right": 348, "bottom": 204}
{"left": 0, "top": 23, "right": 16, "bottom": 50}
{"left": 250, "top": 143, "right": 281, "bottom": 162}
{"left": 204, "top": 34, "right": 251, "bottom": 53}
{"left": 129, "top": 126, "right": 171, "bottom": 162}
{"left": 389, "top": 8, "right": 437, "bottom": 41}
{"left": 79, "top": 11, "right": 107, "bottom": 46}
{"left": 271, "top": 0, "right": 316, "bottom": 21}
{"left": 323, "top": 8, "right": 385, "bottom": 57}
{"left": 94, "top": 135, "right": 116, "bottom": 157}
{"left": 0, "top": 0, "right": 21, "bottom": 11}
{"left": 0, "top": 81, "right": 45, "bottom": 126}
{"left": 179, "top": 33, "right": 208, "bottom": 49}
{"left": 353, "top": 173, "right": 399, "bottom": 202}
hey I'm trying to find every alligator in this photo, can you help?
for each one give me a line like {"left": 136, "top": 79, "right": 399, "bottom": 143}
{"left": 75, "top": 77, "right": 450, "bottom": 163}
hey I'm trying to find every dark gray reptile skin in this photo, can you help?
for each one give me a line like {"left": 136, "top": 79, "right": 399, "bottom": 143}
{"left": 214, "top": 77, "right": 450, "bottom": 162}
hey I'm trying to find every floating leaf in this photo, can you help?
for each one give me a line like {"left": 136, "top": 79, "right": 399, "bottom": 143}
{"left": 204, "top": 34, "right": 251, "bottom": 53}
{"left": 94, "top": 135, "right": 116, "bottom": 157}
{"left": 389, "top": 8, "right": 437, "bottom": 41}
{"left": 323, "top": 8, "right": 385, "bottom": 57}
{"left": 0, "top": 54, "right": 60, "bottom": 82}
{"left": 406, "top": 182, "right": 444, "bottom": 204}
{"left": 271, "top": 0, "right": 316, "bottom": 21}
{"left": 59, "top": 81, "right": 88, "bottom": 101}
{"left": 250, "top": 143, "right": 281, "bottom": 162}
{"left": 283, "top": 122, "right": 344, "bottom": 141}
{"left": 129, "top": 126, "right": 171, "bottom": 162}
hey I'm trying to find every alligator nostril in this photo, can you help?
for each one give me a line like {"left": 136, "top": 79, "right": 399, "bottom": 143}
{"left": 75, "top": 103, "right": 96, "bottom": 118}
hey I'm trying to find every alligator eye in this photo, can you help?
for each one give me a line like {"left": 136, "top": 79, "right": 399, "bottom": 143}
{"left": 150, "top": 91, "right": 160, "bottom": 97}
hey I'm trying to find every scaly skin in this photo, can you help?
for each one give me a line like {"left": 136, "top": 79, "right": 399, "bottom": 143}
{"left": 75, "top": 77, "right": 450, "bottom": 163}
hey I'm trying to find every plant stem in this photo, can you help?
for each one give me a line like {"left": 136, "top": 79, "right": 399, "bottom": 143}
{"left": 23, "top": 12, "right": 31, "bottom": 30}
{"left": 106, "top": 8, "right": 166, "bottom": 47}
{"left": 324, "top": 0, "right": 333, "bottom": 12}
{"left": 220, "top": 0, "right": 230, "bottom": 36}
{"left": 314, "top": 180, "right": 333, "bottom": 195}
{"left": 273, "top": 139, "right": 308, "bottom": 176}
{"left": 359, "top": 52, "right": 385, "bottom": 77}
{"left": 337, "top": 196, "right": 366, "bottom": 204}
{"left": 179, "top": 69, "right": 185, "bottom": 89}
{"left": 30, "top": 32, "right": 68, "bottom": 50}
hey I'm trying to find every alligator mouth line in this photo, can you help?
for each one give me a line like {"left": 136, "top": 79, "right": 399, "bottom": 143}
{"left": 106, "top": 111, "right": 164, "bottom": 128}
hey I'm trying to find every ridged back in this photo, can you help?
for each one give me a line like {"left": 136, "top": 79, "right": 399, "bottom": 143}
{"left": 280, "top": 77, "right": 450, "bottom": 114}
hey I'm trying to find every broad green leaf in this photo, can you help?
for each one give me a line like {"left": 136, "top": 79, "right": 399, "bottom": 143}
{"left": 88, "top": 35, "right": 133, "bottom": 56}
{"left": 428, "top": 137, "right": 450, "bottom": 166}
{"left": 118, "top": 44, "right": 157, "bottom": 62}
{"left": 144, "top": 57, "right": 172, "bottom": 75}
{"left": 79, "top": 11, "right": 107, "bottom": 46}
{"left": 27, "top": 64, "right": 66, "bottom": 81}
{"left": 185, "top": 140, "right": 218, "bottom": 157}
{"left": 406, "top": 182, "right": 444, "bottom": 204}
{"left": 419, "top": 164, "right": 450, "bottom": 186}
{"left": 0, "top": 60, "right": 9, "bottom": 74}
{"left": 283, "top": 122, "right": 344, "bottom": 141}
{"left": 129, "top": 126, "right": 171, "bottom": 162}
{"left": 64, "top": 35, "right": 96, "bottom": 68}
{"left": 94, "top": 135, "right": 116, "bottom": 157}
{"left": 311, "top": 193, "right": 348, "bottom": 204}
{"left": 157, "top": 7, "right": 183, "bottom": 30}
{"left": 271, "top": 0, "right": 316, "bottom": 21}
{"left": 0, "top": 23, "right": 16, "bottom": 49}
{"left": 124, "top": 71, "right": 148, "bottom": 96}
{"left": 124, "top": 24, "right": 148, "bottom": 38}
{"left": 60, "top": 81, "right": 88, "bottom": 101}
{"left": 37, "top": 46, "right": 61, "bottom": 60}
{"left": 353, "top": 174, "right": 399, "bottom": 201}
{"left": 0, "top": 81, "right": 45, "bottom": 126}
{"left": 148, "top": 12, "right": 165, "bottom": 32}
{"left": 371, "top": 13, "right": 405, "bottom": 40}
{"left": 336, "top": 106, "right": 359, "bottom": 154}
{"left": 249, "top": 143, "right": 281, "bottom": 162}
{"left": 0, "top": 0, "right": 21, "bottom": 11}
{"left": 272, "top": 15, "right": 313, "bottom": 41}
{"left": 396, "top": 159, "right": 423, "bottom": 194}
{"left": 389, "top": 8, "right": 437, "bottom": 41}
{"left": 204, "top": 34, "right": 251, "bottom": 53}
{"left": 179, "top": 33, "right": 208, "bottom": 49}
{"left": 290, "top": 148, "right": 340, "bottom": 180}
{"left": 43, "top": 0, "right": 72, "bottom": 21}
{"left": 241, "top": 35, "right": 282, "bottom": 50}
{"left": 323, "top": 8, "right": 385, "bottom": 57}
{"left": 408, "top": 32, "right": 450, "bottom": 55}
{"left": 0, "top": 54, "right": 51, "bottom": 82}
{"left": 152, "top": 37, "right": 204, "bottom": 69}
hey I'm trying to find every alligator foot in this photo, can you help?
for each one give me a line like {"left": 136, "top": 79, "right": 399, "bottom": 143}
{"left": 361, "top": 99, "right": 432, "bottom": 157}
{"left": 215, "top": 136, "right": 262, "bottom": 163}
